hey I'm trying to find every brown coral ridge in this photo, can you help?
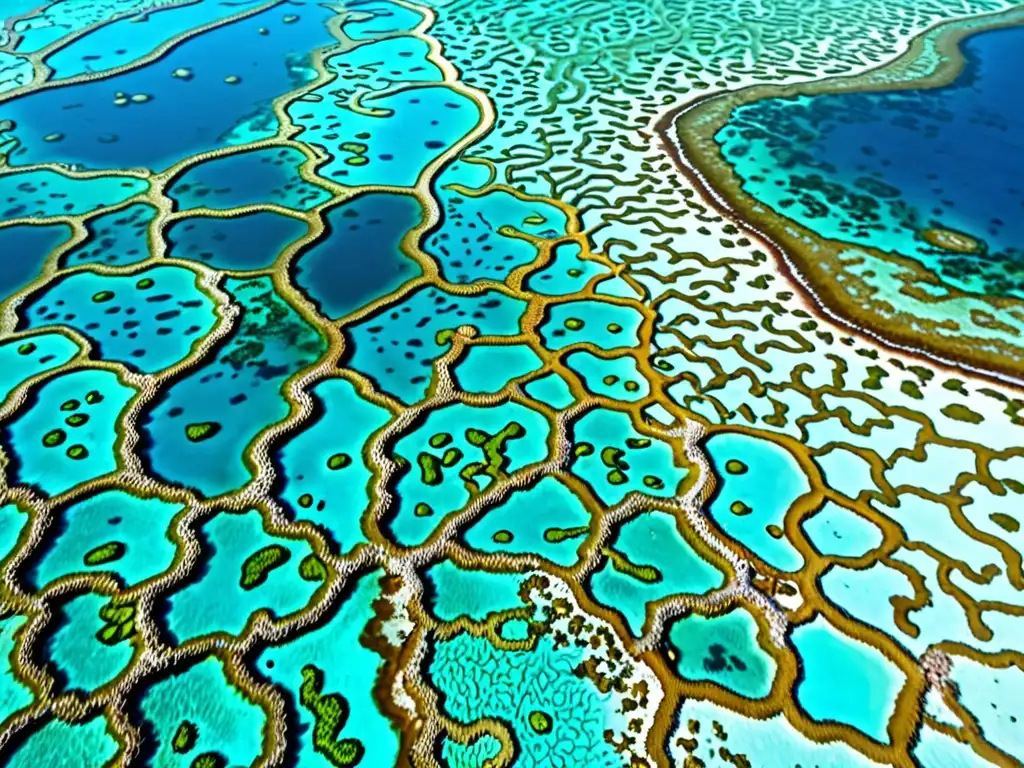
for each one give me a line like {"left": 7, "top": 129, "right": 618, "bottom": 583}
{"left": 658, "top": 6, "right": 1024, "bottom": 387}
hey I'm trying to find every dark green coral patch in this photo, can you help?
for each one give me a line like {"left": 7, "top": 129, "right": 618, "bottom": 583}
{"left": 327, "top": 453, "right": 352, "bottom": 470}
{"left": 298, "top": 493, "right": 314, "bottom": 509}
{"left": 625, "top": 437, "right": 651, "bottom": 449}
{"left": 440, "top": 447, "right": 463, "bottom": 468}
{"left": 83, "top": 541, "right": 125, "bottom": 566}
{"left": 299, "top": 664, "right": 365, "bottom": 767}
{"left": 96, "top": 600, "right": 135, "bottom": 645}
{"left": 543, "top": 525, "right": 588, "bottom": 543}
{"left": 172, "top": 720, "right": 198, "bottom": 754}
{"left": 428, "top": 432, "right": 452, "bottom": 449}
{"left": 299, "top": 554, "right": 328, "bottom": 582}
{"left": 417, "top": 452, "right": 443, "bottom": 485}
{"left": 65, "top": 413, "right": 89, "bottom": 427}
{"left": 85, "top": 390, "right": 104, "bottom": 404}
{"left": 42, "top": 428, "right": 66, "bottom": 447}
{"left": 642, "top": 475, "right": 664, "bottom": 490}
{"left": 17, "top": 342, "right": 36, "bottom": 355}
{"left": 240, "top": 544, "right": 291, "bottom": 590}
{"left": 136, "top": 278, "right": 155, "bottom": 290}
{"left": 414, "top": 502, "right": 434, "bottom": 517}
{"left": 724, "top": 459, "right": 748, "bottom": 475}
{"left": 60, "top": 398, "right": 80, "bottom": 411}
{"left": 66, "top": 444, "right": 89, "bottom": 460}
{"left": 91, "top": 290, "right": 115, "bottom": 303}
{"left": 185, "top": 421, "right": 221, "bottom": 443}
{"left": 492, "top": 530, "right": 513, "bottom": 544}
{"left": 528, "top": 710, "right": 553, "bottom": 734}
{"left": 573, "top": 442, "right": 594, "bottom": 458}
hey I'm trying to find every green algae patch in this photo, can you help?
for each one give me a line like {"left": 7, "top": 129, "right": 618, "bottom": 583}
{"left": 730, "top": 501, "right": 752, "bottom": 516}
{"left": 61, "top": 398, "right": 81, "bottom": 411}
{"left": 85, "top": 390, "right": 104, "bottom": 404}
{"left": 186, "top": 421, "right": 221, "bottom": 443}
{"left": 605, "top": 548, "right": 662, "bottom": 584}
{"left": 642, "top": 475, "right": 665, "bottom": 490}
{"left": 327, "top": 453, "right": 352, "bottom": 470}
{"left": 97, "top": 600, "right": 135, "bottom": 646}
{"left": 65, "top": 413, "right": 89, "bottom": 427}
{"left": 66, "top": 444, "right": 89, "bottom": 460}
{"left": 990, "top": 512, "right": 1020, "bottom": 533}
{"left": 429, "top": 432, "right": 452, "bottom": 449}
{"left": 626, "top": 437, "right": 651, "bottom": 449}
{"left": 18, "top": 342, "right": 37, "bottom": 355}
{"left": 563, "top": 318, "right": 584, "bottom": 331}
{"left": 941, "top": 403, "right": 984, "bottom": 424}
{"left": 528, "top": 710, "right": 553, "bottom": 735}
{"left": 543, "top": 525, "right": 588, "bottom": 543}
{"left": 172, "top": 720, "right": 198, "bottom": 754}
{"left": 91, "top": 290, "right": 115, "bottom": 303}
{"left": 42, "top": 428, "right": 66, "bottom": 447}
{"left": 725, "top": 459, "right": 748, "bottom": 475}
{"left": 417, "top": 452, "right": 443, "bottom": 485}
{"left": 240, "top": 544, "right": 291, "bottom": 590}
{"left": 83, "top": 541, "right": 125, "bottom": 566}
{"left": 492, "top": 530, "right": 514, "bottom": 544}
{"left": 414, "top": 502, "right": 434, "bottom": 517}
{"left": 573, "top": 442, "right": 594, "bottom": 458}
{"left": 136, "top": 277, "right": 155, "bottom": 290}
{"left": 299, "top": 664, "right": 365, "bottom": 767}
{"left": 441, "top": 447, "right": 463, "bottom": 467}
{"left": 299, "top": 554, "right": 328, "bottom": 582}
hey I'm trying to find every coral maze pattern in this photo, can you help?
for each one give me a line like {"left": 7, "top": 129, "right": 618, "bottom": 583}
{"left": 0, "top": 0, "right": 1022, "bottom": 767}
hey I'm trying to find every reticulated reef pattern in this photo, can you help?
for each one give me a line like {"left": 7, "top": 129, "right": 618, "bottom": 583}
{"left": 0, "top": 1, "right": 1023, "bottom": 767}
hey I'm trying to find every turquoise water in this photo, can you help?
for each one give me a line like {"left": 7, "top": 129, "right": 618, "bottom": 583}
{"left": 430, "top": 633, "right": 621, "bottom": 767}
{"left": 0, "top": 332, "right": 79, "bottom": 406}
{"left": 523, "top": 372, "right": 575, "bottom": 409}
{"left": 6, "top": 714, "right": 119, "bottom": 768}
{"left": 667, "top": 607, "right": 775, "bottom": 698}
{"left": 5, "top": 368, "right": 135, "bottom": 496}
{"left": 31, "top": 490, "right": 181, "bottom": 589}
{"left": 164, "top": 509, "right": 319, "bottom": 642}
{"left": 571, "top": 409, "right": 685, "bottom": 505}
{"left": 792, "top": 615, "right": 906, "bottom": 743}
{"left": 275, "top": 377, "right": 392, "bottom": 553}
{"left": 590, "top": 510, "right": 724, "bottom": 636}
{"left": 526, "top": 242, "right": 608, "bottom": 296}
{"left": 22, "top": 265, "right": 217, "bottom": 373}
{"left": 463, "top": 476, "right": 590, "bottom": 567}
{"left": 46, "top": 592, "right": 134, "bottom": 693}
{"left": 256, "top": 571, "right": 401, "bottom": 768}
{"left": 426, "top": 169, "right": 568, "bottom": 284}
{"left": 441, "top": 734, "right": 503, "bottom": 768}
{"left": 566, "top": 350, "right": 649, "bottom": 401}
{"left": 539, "top": 300, "right": 643, "bottom": 351}
{"left": 139, "top": 657, "right": 265, "bottom": 768}
{"left": 390, "top": 401, "right": 550, "bottom": 546}
{"left": 425, "top": 561, "right": 527, "bottom": 622}
{"left": 0, "top": 616, "right": 33, "bottom": 724}
{"left": 705, "top": 432, "right": 809, "bottom": 572}
{"left": 143, "top": 277, "right": 325, "bottom": 497}
{"left": 453, "top": 343, "right": 544, "bottom": 394}
{"left": 802, "top": 500, "right": 884, "bottom": 558}
{"left": 344, "top": 286, "right": 526, "bottom": 404}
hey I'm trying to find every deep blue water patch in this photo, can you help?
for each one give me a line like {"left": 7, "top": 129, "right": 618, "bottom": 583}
{"left": 2, "top": 3, "right": 337, "bottom": 171}
{"left": 294, "top": 192, "right": 422, "bottom": 318}
{"left": 167, "top": 211, "right": 310, "bottom": 270}
{"left": 0, "top": 222, "right": 71, "bottom": 295}
{"left": 717, "top": 24, "right": 1024, "bottom": 297}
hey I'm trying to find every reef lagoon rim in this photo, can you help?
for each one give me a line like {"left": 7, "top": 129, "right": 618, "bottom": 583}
{"left": 661, "top": 6, "right": 1024, "bottom": 386}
